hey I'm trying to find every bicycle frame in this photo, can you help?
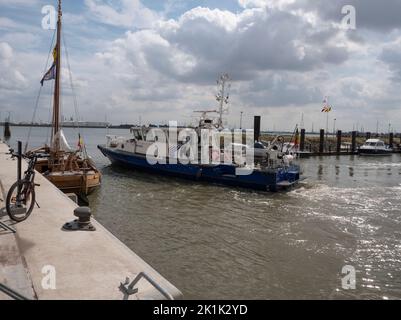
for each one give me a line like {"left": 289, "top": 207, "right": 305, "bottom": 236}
{"left": 15, "top": 156, "right": 37, "bottom": 205}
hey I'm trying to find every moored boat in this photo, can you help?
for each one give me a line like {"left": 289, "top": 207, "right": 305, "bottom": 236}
{"left": 98, "top": 75, "right": 300, "bottom": 192}
{"left": 358, "top": 139, "right": 393, "bottom": 156}
{"left": 26, "top": 0, "right": 101, "bottom": 196}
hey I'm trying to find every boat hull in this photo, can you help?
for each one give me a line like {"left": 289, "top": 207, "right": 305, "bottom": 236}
{"left": 35, "top": 158, "right": 101, "bottom": 195}
{"left": 45, "top": 172, "right": 101, "bottom": 195}
{"left": 98, "top": 145, "right": 299, "bottom": 192}
{"left": 358, "top": 148, "right": 393, "bottom": 156}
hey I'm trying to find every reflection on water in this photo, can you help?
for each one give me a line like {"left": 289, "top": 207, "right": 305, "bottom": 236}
{"left": 2, "top": 126, "right": 401, "bottom": 299}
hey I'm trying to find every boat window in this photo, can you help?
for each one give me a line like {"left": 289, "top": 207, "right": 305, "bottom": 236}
{"left": 133, "top": 130, "right": 143, "bottom": 141}
{"left": 145, "top": 131, "right": 155, "bottom": 142}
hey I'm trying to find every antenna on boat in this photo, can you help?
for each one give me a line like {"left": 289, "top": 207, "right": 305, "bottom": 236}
{"left": 215, "top": 73, "right": 230, "bottom": 129}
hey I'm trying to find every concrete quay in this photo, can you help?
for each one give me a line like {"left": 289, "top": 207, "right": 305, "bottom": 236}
{"left": 0, "top": 140, "right": 182, "bottom": 300}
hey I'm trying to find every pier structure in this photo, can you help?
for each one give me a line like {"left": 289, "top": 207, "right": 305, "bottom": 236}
{"left": 0, "top": 141, "right": 182, "bottom": 300}
{"left": 297, "top": 129, "right": 401, "bottom": 157}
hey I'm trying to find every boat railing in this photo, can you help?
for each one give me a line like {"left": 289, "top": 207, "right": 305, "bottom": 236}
{"left": 119, "top": 272, "right": 175, "bottom": 300}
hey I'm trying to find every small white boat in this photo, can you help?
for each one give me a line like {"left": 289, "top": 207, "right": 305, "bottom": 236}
{"left": 358, "top": 139, "right": 393, "bottom": 156}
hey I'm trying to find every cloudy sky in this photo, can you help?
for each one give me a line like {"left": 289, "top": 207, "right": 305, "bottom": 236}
{"left": 1, "top": 0, "right": 401, "bottom": 132}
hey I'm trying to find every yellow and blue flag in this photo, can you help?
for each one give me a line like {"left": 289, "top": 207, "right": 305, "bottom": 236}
{"left": 40, "top": 46, "right": 57, "bottom": 86}
{"left": 40, "top": 63, "right": 56, "bottom": 86}
{"left": 321, "top": 106, "right": 332, "bottom": 113}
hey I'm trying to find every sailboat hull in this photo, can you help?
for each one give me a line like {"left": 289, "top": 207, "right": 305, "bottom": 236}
{"left": 34, "top": 158, "right": 101, "bottom": 196}
{"left": 45, "top": 171, "right": 101, "bottom": 195}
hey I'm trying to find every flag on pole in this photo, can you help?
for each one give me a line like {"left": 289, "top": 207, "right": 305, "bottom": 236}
{"left": 40, "top": 46, "right": 57, "bottom": 86}
{"left": 52, "top": 46, "right": 57, "bottom": 61}
{"left": 321, "top": 96, "right": 332, "bottom": 113}
{"left": 321, "top": 106, "right": 332, "bottom": 113}
{"left": 77, "top": 133, "right": 84, "bottom": 150}
{"left": 40, "top": 63, "right": 56, "bottom": 86}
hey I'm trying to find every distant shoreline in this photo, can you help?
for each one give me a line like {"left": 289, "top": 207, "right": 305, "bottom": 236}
{"left": 0, "top": 123, "right": 132, "bottom": 129}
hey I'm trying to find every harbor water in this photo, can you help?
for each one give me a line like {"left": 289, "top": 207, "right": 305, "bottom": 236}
{"left": 2, "top": 126, "right": 401, "bottom": 299}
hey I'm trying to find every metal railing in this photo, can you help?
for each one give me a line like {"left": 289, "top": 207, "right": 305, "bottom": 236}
{"left": 0, "top": 283, "right": 30, "bottom": 300}
{"left": 119, "top": 272, "right": 174, "bottom": 300}
{"left": 0, "top": 221, "right": 16, "bottom": 233}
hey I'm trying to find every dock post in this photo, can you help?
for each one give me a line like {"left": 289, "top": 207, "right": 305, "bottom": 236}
{"left": 366, "top": 132, "right": 371, "bottom": 140}
{"left": 17, "top": 141, "right": 22, "bottom": 195}
{"left": 389, "top": 133, "right": 394, "bottom": 148}
{"left": 4, "top": 121, "right": 11, "bottom": 139}
{"left": 319, "top": 129, "right": 324, "bottom": 154}
{"left": 254, "top": 116, "right": 261, "bottom": 142}
{"left": 351, "top": 131, "right": 357, "bottom": 153}
{"left": 300, "top": 129, "right": 306, "bottom": 152}
{"left": 336, "top": 130, "right": 342, "bottom": 154}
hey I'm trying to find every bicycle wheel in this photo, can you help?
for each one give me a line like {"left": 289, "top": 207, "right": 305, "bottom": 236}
{"left": 6, "top": 180, "right": 36, "bottom": 222}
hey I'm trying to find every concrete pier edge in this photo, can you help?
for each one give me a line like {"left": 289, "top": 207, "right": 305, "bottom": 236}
{"left": 0, "top": 140, "right": 182, "bottom": 300}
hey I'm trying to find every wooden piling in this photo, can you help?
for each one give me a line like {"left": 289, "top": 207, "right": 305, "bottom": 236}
{"left": 389, "top": 133, "right": 394, "bottom": 148}
{"left": 336, "top": 130, "right": 342, "bottom": 154}
{"left": 319, "top": 129, "right": 324, "bottom": 154}
{"left": 4, "top": 121, "right": 11, "bottom": 139}
{"left": 351, "top": 131, "right": 357, "bottom": 153}
{"left": 300, "top": 129, "right": 306, "bottom": 152}
{"left": 254, "top": 116, "right": 261, "bottom": 142}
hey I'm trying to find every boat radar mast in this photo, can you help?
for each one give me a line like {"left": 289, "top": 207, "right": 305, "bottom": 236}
{"left": 215, "top": 73, "right": 231, "bottom": 129}
{"left": 193, "top": 74, "right": 231, "bottom": 130}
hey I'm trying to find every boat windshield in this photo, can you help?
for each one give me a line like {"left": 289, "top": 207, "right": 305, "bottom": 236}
{"left": 132, "top": 130, "right": 142, "bottom": 140}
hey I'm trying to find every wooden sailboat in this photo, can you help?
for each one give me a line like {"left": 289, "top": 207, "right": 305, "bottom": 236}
{"left": 28, "top": 0, "right": 101, "bottom": 196}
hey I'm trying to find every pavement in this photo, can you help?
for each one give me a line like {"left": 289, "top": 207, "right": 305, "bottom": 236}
{"left": 0, "top": 140, "right": 182, "bottom": 300}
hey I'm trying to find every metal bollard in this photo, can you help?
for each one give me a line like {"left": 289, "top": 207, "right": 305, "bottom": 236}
{"left": 62, "top": 206, "right": 96, "bottom": 232}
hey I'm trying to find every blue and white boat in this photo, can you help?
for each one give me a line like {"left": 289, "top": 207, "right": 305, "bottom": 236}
{"left": 358, "top": 139, "right": 393, "bottom": 156}
{"left": 98, "top": 133, "right": 300, "bottom": 191}
{"left": 98, "top": 75, "right": 301, "bottom": 192}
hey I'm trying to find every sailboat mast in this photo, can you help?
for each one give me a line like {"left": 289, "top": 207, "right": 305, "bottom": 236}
{"left": 52, "top": 0, "right": 62, "bottom": 140}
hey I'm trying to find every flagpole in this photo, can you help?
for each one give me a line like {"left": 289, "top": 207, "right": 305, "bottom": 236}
{"left": 52, "top": 0, "right": 62, "bottom": 147}
{"left": 324, "top": 96, "right": 329, "bottom": 150}
{"left": 326, "top": 112, "right": 329, "bottom": 144}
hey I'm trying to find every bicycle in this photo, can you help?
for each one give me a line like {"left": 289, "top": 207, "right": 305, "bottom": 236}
{"left": 5, "top": 151, "right": 45, "bottom": 222}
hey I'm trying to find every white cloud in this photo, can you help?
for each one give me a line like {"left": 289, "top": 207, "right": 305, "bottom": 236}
{"left": 0, "top": 17, "right": 18, "bottom": 29}
{"left": 0, "top": 0, "right": 39, "bottom": 6}
{"left": 84, "top": 0, "right": 159, "bottom": 28}
{"left": 0, "top": 42, "right": 28, "bottom": 92}
{"left": 1, "top": 0, "right": 401, "bottom": 131}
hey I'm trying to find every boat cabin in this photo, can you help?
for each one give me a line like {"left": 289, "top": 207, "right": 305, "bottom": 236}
{"left": 363, "top": 139, "right": 386, "bottom": 148}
